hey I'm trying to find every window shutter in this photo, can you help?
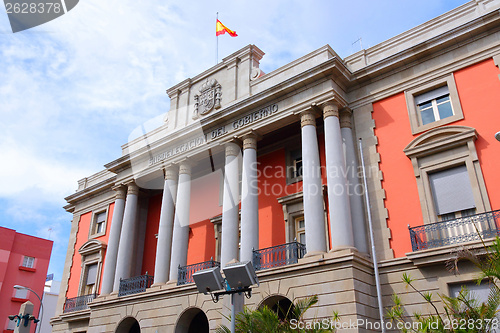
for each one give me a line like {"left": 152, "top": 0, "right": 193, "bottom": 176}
{"left": 429, "top": 165, "right": 476, "bottom": 215}
{"left": 449, "top": 282, "right": 490, "bottom": 304}
{"left": 86, "top": 264, "right": 98, "bottom": 285}
{"left": 414, "top": 85, "right": 449, "bottom": 105}
{"left": 15, "top": 288, "right": 28, "bottom": 299}
{"left": 96, "top": 212, "right": 106, "bottom": 223}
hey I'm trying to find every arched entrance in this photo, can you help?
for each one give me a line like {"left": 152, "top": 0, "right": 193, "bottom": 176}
{"left": 260, "top": 295, "right": 295, "bottom": 321}
{"left": 175, "top": 307, "right": 209, "bottom": 333}
{"left": 116, "top": 317, "right": 140, "bottom": 333}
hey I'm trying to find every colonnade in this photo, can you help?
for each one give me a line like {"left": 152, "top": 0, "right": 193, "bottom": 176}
{"left": 100, "top": 102, "right": 367, "bottom": 294}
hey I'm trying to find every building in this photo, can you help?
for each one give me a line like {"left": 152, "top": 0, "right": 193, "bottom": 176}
{"left": 51, "top": 1, "right": 500, "bottom": 332}
{"left": 40, "top": 276, "right": 61, "bottom": 333}
{"left": 0, "top": 227, "right": 53, "bottom": 333}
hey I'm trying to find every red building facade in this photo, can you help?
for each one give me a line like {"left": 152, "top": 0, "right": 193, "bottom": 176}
{"left": 0, "top": 227, "right": 53, "bottom": 333}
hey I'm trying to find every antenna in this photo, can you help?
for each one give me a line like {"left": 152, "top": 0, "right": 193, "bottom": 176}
{"left": 352, "top": 37, "right": 363, "bottom": 52}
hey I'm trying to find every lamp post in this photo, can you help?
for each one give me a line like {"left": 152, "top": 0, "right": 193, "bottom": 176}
{"left": 13, "top": 285, "right": 43, "bottom": 333}
{"left": 193, "top": 261, "right": 259, "bottom": 333}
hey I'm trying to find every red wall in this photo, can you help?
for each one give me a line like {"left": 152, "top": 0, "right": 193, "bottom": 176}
{"left": 66, "top": 202, "right": 113, "bottom": 299}
{"left": 372, "top": 58, "right": 500, "bottom": 257}
{"left": 0, "top": 227, "right": 52, "bottom": 333}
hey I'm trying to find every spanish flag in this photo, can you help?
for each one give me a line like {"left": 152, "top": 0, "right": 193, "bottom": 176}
{"left": 216, "top": 19, "right": 237, "bottom": 37}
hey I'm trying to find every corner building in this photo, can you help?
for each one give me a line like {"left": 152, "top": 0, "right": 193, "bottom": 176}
{"left": 52, "top": 1, "right": 500, "bottom": 332}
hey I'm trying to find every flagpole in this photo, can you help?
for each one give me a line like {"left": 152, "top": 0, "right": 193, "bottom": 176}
{"left": 216, "top": 12, "right": 219, "bottom": 64}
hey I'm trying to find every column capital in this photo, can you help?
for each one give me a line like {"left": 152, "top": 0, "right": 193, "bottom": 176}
{"left": 126, "top": 182, "right": 139, "bottom": 196}
{"left": 112, "top": 185, "right": 127, "bottom": 200}
{"left": 178, "top": 162, "right": 192, "bottom": 176}
{"left": 242, "top": 132, "right": 258, "bottom": 150}
{"left": 225, "top": 141, "right": 241, "bottom": 157}
{"left": 300, "top": 109, "right": 318, "bottom": 128}
{"left": 339, "top": 107, "right": 353, "bottom": 129}
{"left": 164, "top": 166, "right": 178, "bottom": 180}
{"left": 322, "top": 102, "right": 340, "bottom": 119}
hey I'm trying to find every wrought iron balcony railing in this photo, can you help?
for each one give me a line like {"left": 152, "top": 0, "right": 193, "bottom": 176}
{"left": 63, "top": 293, "right": 96, "bottom": 313}
{"left": 177, "top": 259, "right": 220, "bottom": 286}
{"left": 409, "top": 210, "right": 500, "bottom": 251}
{"left": 253, "top": 241, "right": 306, "bottom": 271}
{"left": 118, "top": 273, "right": 154, "bottom": 297}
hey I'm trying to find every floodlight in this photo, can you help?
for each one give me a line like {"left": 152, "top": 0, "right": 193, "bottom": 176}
{"left": 192, "top": 266, "right": 224, "bottom": 294}
{"left": 222, "top": 261, "right": 259, "bottom": 289}
{"left": 495, "top": 131, "right": 500, "bottom": 142}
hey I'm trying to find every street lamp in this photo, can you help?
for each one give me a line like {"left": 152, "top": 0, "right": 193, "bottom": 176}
{"left": 495, "top": 131, "right": 500, "bottom": 142}
{"left": 13, "top": 285, "right": 43, "bottom": 333}
{"left": 193, "top": 261, "right": 259, "bottom": 333}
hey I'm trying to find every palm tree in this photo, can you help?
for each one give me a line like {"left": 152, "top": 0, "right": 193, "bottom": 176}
{"left": 387, "top": 237, "right": 500, "bottom": 332}
{"left": 215, "top": 295, "right": 338, "bottom": 333}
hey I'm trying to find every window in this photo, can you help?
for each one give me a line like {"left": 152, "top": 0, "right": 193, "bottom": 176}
{"left": 211, "top": 214, "right": 241, "bottom": 262}
{"left": 6, "top": 318, "right": 16, "bottom": 330}
{"left": 95, "top": 212, "right": 106, "bottom": 234}
{"left": 428, "top": 165, "right": 476, "bottom": 221}
{"left": 22, "top": 256, "right": 35, "bottom": 268}
{"left": 83, "top": 263, "right": 98, "bottom": 295}
{"left": 13, "top": 288, "right": 28, "bottom": 300}
{"left": 404, "top": 126, "right": 491, "bottom": 225}
{"left": 295, "top": 216, "right": 305, "bottom": 245}
{"left": 77, "top": 239, "right": 105, "bottom": 296}
{"left": 405, "top": 74, "right": 464, "bottom": 134}
{"left": 90, "top": 210, "right": 107, "bottom": 236}
{"left": 449, "top": 281, "right": 490, "bottom": 304}
{"left": 286, "top": 148, "right": 303, "bottom": 184}
{"left": 278, "top": 189, "right": 329, "bottom": 249}
{"left": 415, "top": 86, "right": 454, "bottom": 125}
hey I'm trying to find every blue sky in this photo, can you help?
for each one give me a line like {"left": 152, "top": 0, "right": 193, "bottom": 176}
{"left": 0, "top": 0, "right": 468, "bottom": 281}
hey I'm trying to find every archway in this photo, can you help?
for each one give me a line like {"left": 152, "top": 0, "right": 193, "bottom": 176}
{"left": 116, "top": 317, "right": 140, "bottom": 333}
{"left": 259, "top": 295, "right": 295, "bottom": 321}
{"left": 175, "top": 307, "right": 209, "bottom": 333}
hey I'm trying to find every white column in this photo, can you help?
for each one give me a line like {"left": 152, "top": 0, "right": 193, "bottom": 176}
{"left": 153, "top": 166, "right": 178, "bottom": 284}
{"left": 323, "top": 103, "right": 355, "bottom": 251}
{"left": 240, "top": 134, "right": 259, "bottom": 263}
{"left": 220, "top": 142, "right": 241, "bottom": 267}
{"left": 300, "top": 110, "right": 327, "bottom": 255}
{"left": 100, "top": 185, "right": 126, "bottom": 295}
{"left": 168, "top": 162, "right": 192, "bottom": 282}
{"left": 113, "top": 182, "right": 139, "bottom": 292}
{"left": 340, "top": 108, "right": 368, "bottom": 253}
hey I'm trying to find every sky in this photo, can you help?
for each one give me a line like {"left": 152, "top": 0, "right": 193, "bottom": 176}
{"left": 0, "top": 0, "right": 469, "bottom": 282}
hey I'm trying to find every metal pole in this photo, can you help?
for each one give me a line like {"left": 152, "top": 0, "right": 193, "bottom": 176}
{"left": 358, "top": 139, "right": 385, "bottom": 332}
{"left": 216, "top": 12, "right": 219, "bottom": 65}
{"left": 230, "top": 293, "right": 236, "bottom": 333}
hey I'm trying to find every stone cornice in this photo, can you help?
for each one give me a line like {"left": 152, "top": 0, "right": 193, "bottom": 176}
{"left": 102, "top": 59, "right": 348, "bottom": 181}
{"left": 345, "top": 0, "right": 500, "bottom": 73}
{"left": 347, "top": 8, "right": 500, "bottom": 108}
{"left": 64, "top": 176, "right": 116, "bottom": 210}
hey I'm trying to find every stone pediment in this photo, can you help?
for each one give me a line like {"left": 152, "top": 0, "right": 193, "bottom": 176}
{"left": 403, "top": 126, "right": 477, "bottom": 158}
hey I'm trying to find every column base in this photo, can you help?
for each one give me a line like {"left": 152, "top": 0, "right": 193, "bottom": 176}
{"left": 150, "top": 282, "right": 166, "bottom": 289}
{"left": 324, "top": 246, "right": 358, "bottom": 259}
{"left": 330, "top": 245, "right": 357, "bottom": 252}
{"left": 166, "top": 279, "right": 178, "bottom": 286}
{"left": 303, "top": 251, "right": 326, "bottom": 258}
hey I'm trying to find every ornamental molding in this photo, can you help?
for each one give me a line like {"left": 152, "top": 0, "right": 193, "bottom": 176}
{"left": 193, "top": 79, "right": 222, "bottom": 119}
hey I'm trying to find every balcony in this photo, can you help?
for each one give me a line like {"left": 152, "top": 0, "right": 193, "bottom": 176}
{"left": 118, "top": 274, "right": 154, "bottom": 297}
{"left": 177, "top": 259, "right": 220, "bottom": 286}
{"left": 409, "top": 210, "right": 500, "bottom": 251}
{"left": 253, "top": 241, "right": 306, "bottom": 271}
{"left": 63, "top": 294, "right": 96, "bottom": 313}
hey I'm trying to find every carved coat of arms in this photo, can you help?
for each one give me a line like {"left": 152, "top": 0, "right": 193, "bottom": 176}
{"left": 193, "top": 79, "right": 222, "bottom": 119}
